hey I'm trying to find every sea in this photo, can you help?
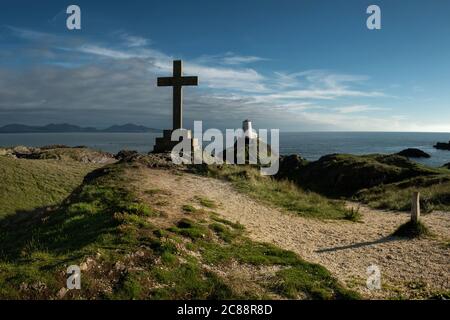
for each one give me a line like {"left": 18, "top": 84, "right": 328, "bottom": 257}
{"left": 0, "top": 132, "right": 449, "bottom": 167}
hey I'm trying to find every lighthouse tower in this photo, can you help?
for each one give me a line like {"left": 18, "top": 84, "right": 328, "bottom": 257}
{"left": 242, "top": 119, "right": 258, "bottom": 139}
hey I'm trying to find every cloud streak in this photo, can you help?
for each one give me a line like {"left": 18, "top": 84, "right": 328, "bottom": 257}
{"left": 0, "top": 26, "right": 407, "bottom": 131}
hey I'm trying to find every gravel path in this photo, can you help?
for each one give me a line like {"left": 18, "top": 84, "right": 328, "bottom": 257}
{"left": 135, "top": 168, "right": 450, "bottom": 299}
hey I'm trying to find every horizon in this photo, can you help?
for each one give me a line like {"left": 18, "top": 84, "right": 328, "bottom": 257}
{"left": 1, "top": 1, "right": 450, "bottom": 132}
{"left": 1, "top": 122, "right": 450, "bottom": 134}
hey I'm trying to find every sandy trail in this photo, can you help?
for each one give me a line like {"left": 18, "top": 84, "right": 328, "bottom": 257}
{"left": 135, "top": 168, "right": 450, "bottom": 299}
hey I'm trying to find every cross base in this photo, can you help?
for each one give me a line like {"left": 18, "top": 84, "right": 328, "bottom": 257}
{"left": 152, "top": 129, "right": 200, "bottom": 156}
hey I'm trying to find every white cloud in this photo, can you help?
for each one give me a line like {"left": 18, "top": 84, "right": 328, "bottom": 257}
{"left": 260, "top": 88, "right": 384, "bottom": 101}
{"left": 222, "top": 55, "right": 266, "bottom": 65}
{"left": 121, "top": 34, "right": 150, "bottom": 47}
{"left": 74, "top": 44, "right": 269, "bottom": 93}
{"left": 6, "top": 26, "right": 57, "bottom": 41}
{"left": 78, "top": 45, "right": 142, "bottom": 59}
{"left": 335, "top": 105, "right": 386, "bottom": 114}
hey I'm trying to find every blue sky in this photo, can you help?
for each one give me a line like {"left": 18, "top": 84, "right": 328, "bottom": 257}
{"left": 0, "top": 0, "right": 449, "bottom": 131}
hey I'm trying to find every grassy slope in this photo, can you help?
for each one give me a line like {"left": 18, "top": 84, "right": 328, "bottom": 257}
{"left": 347, "top": 155, "right": 450, "bottom": 212}
{"left": 0, "top": 160, "right": 359, "bottom": 299}
{"left": 279, "top": 153, "right": 450, "bottom": 213}
{"left": 356, "top": 175, "right": 450, "bottom": 212}
{"left": 191, "top": 164, "right": 353, "bottom": 220}
{"left": 294, "top": 154, "right": 440, "bottom": 197}
{"left": 0, "top": 156, "right": 100, "bottom": 218}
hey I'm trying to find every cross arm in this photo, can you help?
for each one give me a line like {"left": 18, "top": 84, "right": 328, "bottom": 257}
{"left": 157, "top": 77, "right": 174, "bottom": 87}
{"left": 181, "top": 76, "right": 198, "bottom": 86}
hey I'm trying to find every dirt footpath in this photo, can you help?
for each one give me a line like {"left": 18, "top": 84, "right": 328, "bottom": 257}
{"left": 134, "top": 168, "right": 450, "bottom": 299}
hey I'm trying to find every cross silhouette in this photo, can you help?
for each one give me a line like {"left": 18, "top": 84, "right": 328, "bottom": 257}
{"left": 157, "top": 60, "right": 198, "bottom": 130}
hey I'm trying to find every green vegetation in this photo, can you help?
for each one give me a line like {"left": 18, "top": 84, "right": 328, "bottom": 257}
{"left": 182, "top": 204, "right": 198, "bottom": 214}
{"left": 209, "top": 222, "right": 243, "bottom": 243}
{"left": 168, "top": 218, "right": 209, "bottom": 240}
{"left": 343, "top": 206, "right": 362, "bottom": 222}
{"left": 356, "top": 176, "right": 450, "bottom": 212}
{"left": 278, "top": 153, "right": 450, "bottom": 212}
{"left": 430, "top": 291, "right": 450, "bottom": 300}
{"left": 144, "top": 188, "right": 170, "bottom": 196}
{"left": 286, "top": 154, "right": 440, "bottom": 197}
{"left": 192, "top": 164, "right": 352, "bottom": 220}
{"left": 0, "top": 156, "right": 100, "bottom": 218}
{"left": 274, "top": 266, "right": 358, "bottom": 299}
{"left": 173, "top": 217, "right": 358, "bottom": 299}
{"left": 392, "top": 220, "right": 432, "bottom": 239}
{"left": 195, "top": 196, "right": 218, "bottom": 209}
{"left": 25, "top": 147, "right": 111, "bottom": 162}
{"left": 210, "top": 215, "right": 244, "bottom": 231}
{"left": 197, "top": 234, "right": 359, "bottom": 299}
{"left": 0, "top": 159, "right": 358, "bottom": 300}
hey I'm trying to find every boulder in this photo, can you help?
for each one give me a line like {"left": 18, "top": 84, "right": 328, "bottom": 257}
{"left": 115, "top": 150, "right": 140, "bottom": 162}
{"left": 0, "top": 148, "right": 14, "bottom": 157}
{"left": 397, "top": 148, "right": 431, "bottom": 158}
{"left": 13, "top": 145, "right": 34, "bottom": 154}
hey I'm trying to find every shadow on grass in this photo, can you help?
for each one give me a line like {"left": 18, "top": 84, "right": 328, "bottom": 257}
{"left": 0, "top": 166, "right": 122, "bottom": 262}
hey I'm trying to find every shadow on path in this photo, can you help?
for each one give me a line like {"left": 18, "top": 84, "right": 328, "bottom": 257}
{"left": 315, "top": 236, "right": 402, "bottom": 253}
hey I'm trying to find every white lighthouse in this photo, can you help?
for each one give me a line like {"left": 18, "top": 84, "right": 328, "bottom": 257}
{"left": 242, "top": 119, "right": 258, "bottom": 139}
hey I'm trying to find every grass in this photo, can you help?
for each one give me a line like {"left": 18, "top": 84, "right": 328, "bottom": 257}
{"left": 168, "top": 218, "right": 209, "bottom": 240}
{"left": 289, "top": 153, "right": 441, "bottom": 197}
{"left": 430, "top": 291, "right": 450, "bottom": 300}
{"left": 209, "top": 222, "right": 243, "bottom": 243}
{"left": 0, "top": 156, "right": 100, "bottom": 218}
{"left": 275, "top": 152, "right": 450, "bottom": 213}
{"left": 392, "top": 220, "right": 432, "bottom": 239}
{"left": 197, "top": 235, "right": 359, "bottom": 300}
{"left": 0, "top": 159, "right": 360, "bottom": 299}
{"left": 182, "top": 204, "right": 198, "bottom": 214}
{"left": 144, "top": 188, "right": 171, "bottom": 196}
{"left": 195, "top": 196, "right": 218, "bottom": 209}
{"left": 274, "top": 266, "right": 358, "bottom": 299}
{"left": 169, "top": 217, "right": 359, "bottom": 299}
{"left": 191, "top": 164, "right": 352, "bottom": 220}
{"left": 0, "top": 161, "right": 180, "bottom": 299}
{"left": 30, "top": 147, "right": 110, "bottom": 162}
{"left": 210, "top": 215, "right": 244, "bottom": 230}
{"left": 343, "top": 206, "right": 362, "bottom": 222}
{"left": 357, "top": 176, "right": 450, "bottom": 212}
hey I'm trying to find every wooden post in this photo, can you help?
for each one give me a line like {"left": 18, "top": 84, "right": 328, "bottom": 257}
{"left": 411, "top": 192, "right": 421, "bottom": 223}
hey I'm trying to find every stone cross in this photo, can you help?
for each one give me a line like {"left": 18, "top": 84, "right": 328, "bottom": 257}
{"left": 157, "top": 60, "right": 198, "bottom": 130}
{"left": 411, "top": 191, "right": 421, "bottom": 223}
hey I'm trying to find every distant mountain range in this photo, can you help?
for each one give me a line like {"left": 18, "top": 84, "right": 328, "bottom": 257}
{"left": 0, "top": 123, "right": 161, "bottom": 133}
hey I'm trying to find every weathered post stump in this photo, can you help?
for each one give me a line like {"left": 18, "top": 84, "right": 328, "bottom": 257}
{"left": 411, "top": 192, "right": 421, "bottom": 223}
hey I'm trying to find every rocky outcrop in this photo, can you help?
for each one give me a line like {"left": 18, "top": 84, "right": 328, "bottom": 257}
{"left": 276, "top": 154, "right": 308, "bottom": 180}
{"left": 434, "top": 141, "right": 450, "bottom": 151}
{"left": 115, "top": 151, "right": 177, "bottom": 167}
{"left": 397, "top": 148, "right": 431, "bottom": 158}
{"left": 0, "top": 146, "right": 40, "bottom": 158}
{"left": 0, "top": 146, "right": 114, "bottom": 164}
{"left": 279, "top": 154, "right": 436, "bottom": 197}
{"left": 115, "top": 150, "right": 140, "bottom": 162}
